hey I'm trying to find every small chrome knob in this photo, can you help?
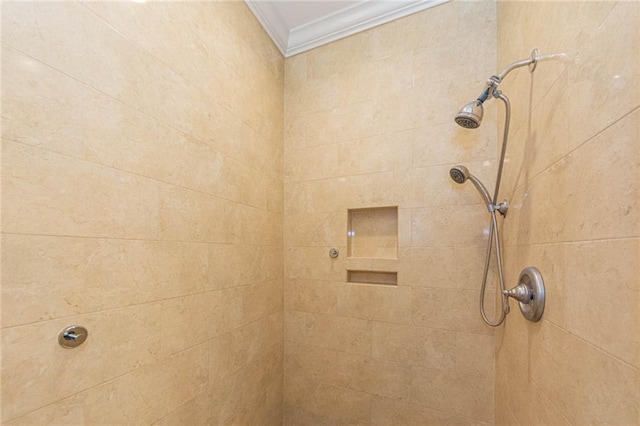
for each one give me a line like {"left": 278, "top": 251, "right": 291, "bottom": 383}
{"left": 58, "top": 325, "right": 88, "bottom": 349}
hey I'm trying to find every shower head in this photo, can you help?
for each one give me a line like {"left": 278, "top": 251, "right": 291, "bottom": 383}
{"left": 449, "top": 165, "right": 470, "bottom": 184}
{"left": 455, "top": 100, "right": 483, "bottom": 129}
{"left": 449, "top": 165, "right": 493, "bottom": 206}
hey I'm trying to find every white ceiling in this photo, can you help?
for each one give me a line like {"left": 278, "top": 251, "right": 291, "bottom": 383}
{"left": 245, "top": 0, "right": 450, "bottom": 57}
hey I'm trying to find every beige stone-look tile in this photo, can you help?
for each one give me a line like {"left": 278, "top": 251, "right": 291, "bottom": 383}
{"left": 284, "top": 144, "right": 341, "bottom": 183}
{"left": 411, "top": 120, "right": 496, "bottom": 169}
{"left": 506, "top": 108, "right": 639, "bottom": 246}
{"left": 454, "top": 332, "right": 494, "bottom": 379}
{"left": 413, "top": 39, "right": 495, "bottom": 89}
{"left": 5, "top": 343, "right": 209, "bottom": 425}
{"left": 208, "top": 287, "right": 245, "bottom": 338}
{"left": 284, "top": 171, "right": 392, "bottom": 215}
{"left": 564, "top": 109, "right": 639, "bottom": 242}
{"left": 411, "top": 205, "right": 490, "bottom": 248}
{"left": 285, "top": 74, "right": 340, "bottom": 118}
{"left": 284, "top": 310, "right": 371, "bottom": 355}
{"left": 284, "top": 246, "right": 347, "bottom": 281}
{"left": 265, "top": 311, "right": 284, "bottom": 351}
{"left": 371, "top": 396, "right": 492, "bottom": 426}
{"left": 1, "top": 303, "right": 162, "bottom": 422}
{"left": 413, "top": 327, "right": 457, "bottom": 372}
{"left": 1, "top": 49, "right": 269, "bottom": 207}
{"left": 284, "top": 211, "right": 347, "bottom": 247}
{"left": 497, "top": 2, "right": 618, "bottom": 138}
{"left": 531, "top": 320, "right": 640, "bottom": 425}
{"left": 412, "top": 288, "right": 493, "bottom": 335}
{"left": 565, "top": 239, "right": 640, "bottom": 369}
{"left": 209, "top": 342, "right": 281, "bottom": 425}
{"left": 284, "top": 373, "right": 371, "bottom": 426}
{"left": 2, "top": 142, "right": 159, "bottom": 239}
{"left": 152, "top": 391, "right": 212, "bottom": 426}
{"left": 371, "top": 322, "right": 414, "bottom": 365}
{"left": 241, "top": 279, "right": 283, "bottom": 325}
{"left": 334, "top": 51, "right": 414, "bottom": 106}
{"left": 374, "top": 81, "right": 459, "bottom": 135}
{"left": 501, "top": 160, "right": 569, "bottom": 248}
{"left": 285, "top": 279, "right": 338, "bottom": 315}
{"left": 1, "top": 235, "right": 208, "bottom": 327}
{"left": 232, "top": 206, "right": 282, "bottom": 247}
{"left": 286, "top": 341, "right": 411, "bottom": 401}
{"left": 411, "top": 366, "right": 494, "bottom": 423}
{"left": 562, "top": 1, "right": 639, "bottom": 151}
{"left": 399, "top": 160, "right": 496, "bottom": 209}
{"left": 207, "top": 359, "right": 264, "bottom": 425}
{"left": 338, "top": 133, "right": 412, "bottom": 179}
{"left": 283, "top": 406, "right": 335, "bottom": 426}
{"left": 160, "top": 292, "right": 213, "bottom": 357}
{"left": 305, "top": 30, "right": 373, "bottom": 81}
{"left": 337, "top": 283, "right": 411, "bottom": 324}
{"left": 82, "top": 1, "right": 216, "bottom": 93}
{"left": 499, "top": 373, "right": 572, "bottom": 426}
{"left": 2, "top": 2, "right": 208, "bottom": 140}
{"left": 206, "top": 101, "right": 282, "bottom": 181}
{"left": 371, "top": 0, "right": 459, "bottom": 58}
{"left": 208, "top": 244, "right": 281, "bottom": 290}
{"left": 453, "top": 246, "right": 498, "bottom": 291}
{"left": 289, "top": 99, "right": 377, "bottom": 148}
{"left": 399, "top": 247, "right": 455, "bottom": 288}
{"left": 1, "top": 45, "right": 84, "bottom": 150}
{"left": 209, "top": 318, "right": 267, "bottom": 381}
{"left": 158, "top": 184, "right": 235, "bottom": 243}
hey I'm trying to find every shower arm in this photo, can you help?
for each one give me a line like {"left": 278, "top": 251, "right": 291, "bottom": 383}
{"left": 496, "top": 49, "right": 539, "bottom": 81}
{"left": 479, "top": 49, "right": 540, "bottom": 102}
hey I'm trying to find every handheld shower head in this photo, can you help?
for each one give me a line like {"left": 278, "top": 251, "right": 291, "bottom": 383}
{"left": 455, "top": 101, "right": 483, "bottom": 129}
{"left": 449, "top": 165, "right": 470, "bottom": 184}
{"left": 449, "top": 165, "right": 493, "bottom": 207}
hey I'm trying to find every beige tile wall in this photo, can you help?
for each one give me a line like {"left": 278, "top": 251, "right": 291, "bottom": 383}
{"left": 495, "top": 1, "right": 640, "bottom": 424}
{"left": 1, "top": 2, "right": 283, "bottom": 424}
{"left": 283, "top": 1, "right": 500, "bottom": 424}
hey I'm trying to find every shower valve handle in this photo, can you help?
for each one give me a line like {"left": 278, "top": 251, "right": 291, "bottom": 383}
{"left": 504, "top": 283, "right": 533, "bottom": 304}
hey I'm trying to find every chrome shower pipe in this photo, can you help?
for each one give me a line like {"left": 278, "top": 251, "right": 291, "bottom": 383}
{"left": 492, "top": 93, "right": 510, "bottom": 208}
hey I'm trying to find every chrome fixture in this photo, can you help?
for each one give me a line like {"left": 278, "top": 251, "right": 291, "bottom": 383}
{"left": 454, "top": 100, "right": 483, "bottom": 129}
{"left": 506, "top": 267, "right": 545, "bottom": 322}
{"left": 329, "top": 248, "right": 339, "bottom": 258}
{"left": 58, "top": 325, "right": 88, "bottom": 349}
{"left": 450, "top": 49, "right": 547, "bottom": 326}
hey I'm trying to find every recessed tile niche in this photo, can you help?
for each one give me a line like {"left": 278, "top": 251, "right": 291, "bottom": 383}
{"left": 347, "top": 207, "right": 398, "bottom": 285}
{"left": 347, "top": 207, "right": 398, "bottom": 259}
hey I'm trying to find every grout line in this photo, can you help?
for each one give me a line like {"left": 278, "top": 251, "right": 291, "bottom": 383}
{"left": 528, "top": 375, "right": 575, "bottom": 426}
{"left": 2, "top": 280, "right": 283, "bottom": 331}
{"left": 543, "top": 319, "right": 640, "bottom": 374}
{"left": 284, "top": 309, "right": 494, "bottom": 338}
{"left": 0, "top": 231, "right": 283, "bottom": 247}
{"left": 509, "top": 104, "right": 640, "bottom": 196}
{"left": 0, "top": 42, "right": 280, "bottom": 180}
{"left": 2, "top": 339, "right": 213, "bottom": 424}
{"left": 77, "top": 2, "right": 278, "bottom": 128}
{"left": 501, "top": 235, "right": 640, "bottom": 249}
{"left": 3, "top": 139, "right": 277, "bottom": 214}
{"left": 284, "top": 157, "right": 499, "bottom": 185}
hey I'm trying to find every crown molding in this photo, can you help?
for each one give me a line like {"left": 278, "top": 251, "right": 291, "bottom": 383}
{"left": 244, "top": 0, "right": 289, "bottom": 56}
{"left": 246, "top": 0, "right": 450, "bottom": 58}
